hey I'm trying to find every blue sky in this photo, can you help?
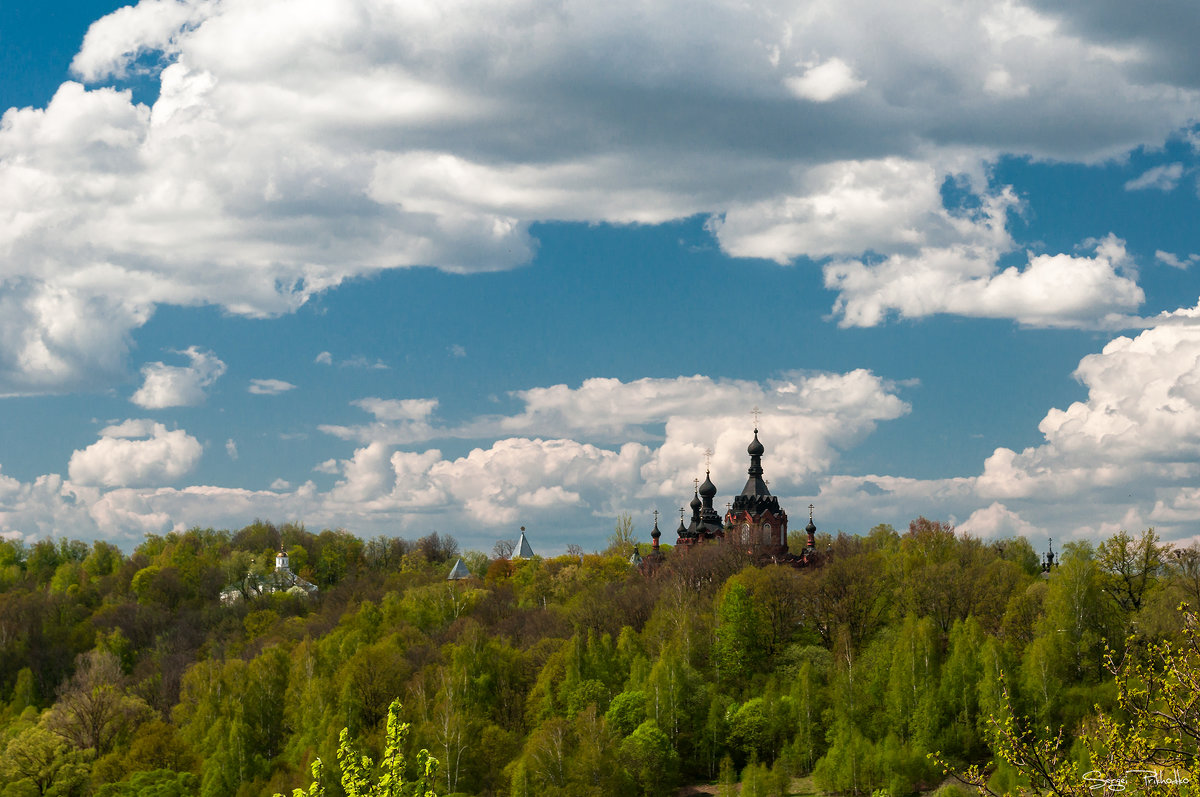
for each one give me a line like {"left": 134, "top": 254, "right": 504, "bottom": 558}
{"left": 3, "top": 0, "right": 1200, "bottom": 554}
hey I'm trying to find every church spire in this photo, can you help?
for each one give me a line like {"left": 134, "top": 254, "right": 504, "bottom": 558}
{"left": 740, "top": 427, "right": 770, "bottom": 497}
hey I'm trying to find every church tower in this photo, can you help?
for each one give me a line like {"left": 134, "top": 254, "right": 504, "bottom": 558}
{"left": 724, "top": 428, "right": 789, "bottom": 556}
{"left": 676, "top": 471, "right": 725, "bottom": 546}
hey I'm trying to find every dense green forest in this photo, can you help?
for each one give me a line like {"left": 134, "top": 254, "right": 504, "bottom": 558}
{"left": 0, "top": 518, "right": 1190, "bottom": 797}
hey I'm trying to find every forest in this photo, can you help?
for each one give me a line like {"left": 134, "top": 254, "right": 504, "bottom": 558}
{"left": 0, "top": 518, "right": 1191, "bottom": 797}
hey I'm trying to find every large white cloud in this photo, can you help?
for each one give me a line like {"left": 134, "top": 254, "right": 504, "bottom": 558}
{"left": 825, "top": 234, "right": 1144, "bottom": 328}
{"left": 0, "top": 471, "right": 98, "bottom": 542}
{"left": 321, "top": 371, "right": 909, "bottom": 485}
{"left": 978, "top": 320, "right": 1200, "bottom": 499}
{"left": 132, "top": 346, "right": 226, "bottom": 408}
{"left": 2, "top": 0, "right": 1199, "bottom": 391}
{"left": 67, "top": 419, "right": 203, "bottom": 488}
{"left": 708, "top": 159, "right": 1011, "bottom": 264}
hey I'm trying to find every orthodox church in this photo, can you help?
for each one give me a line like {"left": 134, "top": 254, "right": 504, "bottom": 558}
{"left": 641, "top": 427, "right": 818, "bottom": 568}
{"left": 220, "top": 548, "right": 319, "bottom": 604}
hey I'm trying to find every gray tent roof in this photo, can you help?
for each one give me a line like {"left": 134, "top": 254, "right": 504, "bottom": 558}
{"left": 515, "top": 531, "right": 535, "bottom": 559}
{"left": 447, "top": 558, "right": 472, "bottom": 580}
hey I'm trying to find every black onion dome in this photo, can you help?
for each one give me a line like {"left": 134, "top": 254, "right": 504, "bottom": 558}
{"left": 748, "top": 429, "right": 765, "bottom": 457}
{"left": 651, "top": 520, "right": 661, "bottom": 540}
{"left": 699, "top": 471, "right": 716, "bottom": 498}
{"left": 690, "top": 492, "right": 702, "bottom": 512}
{"left": 806, "top": 519, "right": 817, "bottom": 534}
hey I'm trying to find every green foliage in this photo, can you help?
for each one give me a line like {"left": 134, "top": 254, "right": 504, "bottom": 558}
{"left": 93, "top": 769, "right": 199, "bottom": 797}
{"left": 739, "top": 759, "right": 770, "bottom": 797}
{"left": 605, "top": 690, "right": 647, "bottom": 739}
{"left": 946, "top": 603, "right": 1200, "bottom": 796}
{"left": 46, "top": 648, "right": 151, "bottom": 756}
{"left": 2, "top": 521, "right": 1193, "bottom": 797}
{"left": 0, "top": 722, "right": 91, "bottom": 796}
{"left": 929, "top": 784, "right": 972, "bottom": 797}
{"left": 607, "top": 513, "right": 636, "bottom": 559}
{"left": 814, "top": 718, "right": 884, "bottom": 795}
{"left": 279, "top": 699, "right": 438, "bottom": 797}
{"left": 715, "top": 580, "right": 765, "bottom": 683}
{"left": 620, "top": 720, "right": 678, "bottom": 797}
{"left": 1097, "top": 527, "right": 1166, "bottom": 613}
{"left": 728, "top": 698, "right": 774, "bottom": 762}
{"left": 716, "top": 755, "right": 737, "bottom": 797}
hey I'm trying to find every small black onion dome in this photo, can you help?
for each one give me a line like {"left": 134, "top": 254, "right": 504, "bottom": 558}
{"left": 677, "top": 517, "right": 687, "bottom": 533}
{"left": 699, "top": 471, "right": 717, "bottom": 498}
{"left": 748, "top": 429, "right": 765, "bottom": 457}
{"left": 690, "top": 492, "right": 702, "bottom": 512}
{"left": 806, "top": 519, "right": 817, "bottom": 534}
{"left": 651, "top": 521, "right": 661, "bottom": 540}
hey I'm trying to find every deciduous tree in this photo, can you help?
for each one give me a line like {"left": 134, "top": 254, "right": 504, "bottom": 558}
{"left": 1097, "top": 528, "right": 1166, "bottom": 614}
{"left": 277, "top": 699, "right": 439, "bottom": 797}
{"left": 46, "top": 649, "right": 150, "bottom": 756}
{"left": 948, "top": 607, "right": 1200, "bottom": 797}
{"left": 0, "top": 722, "right": 89, "bottom": 796}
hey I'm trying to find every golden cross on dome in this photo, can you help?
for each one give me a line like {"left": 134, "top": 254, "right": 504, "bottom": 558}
{"left": 693, "top": 477, "right": 699, "bottom": 492}
{"left": 653, "top": 509, "right": 659, "bottom": 525}
{"left": 704, "top": 447, "right": 712, "bottom": 470}
{"left": 809, "top": 504, "right": 814, "bottom": 521}
{"left": 752, "top": 406, "right": 761, "bottom": 428}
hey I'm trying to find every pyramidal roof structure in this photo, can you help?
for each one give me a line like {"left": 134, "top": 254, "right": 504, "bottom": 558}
{"left": 514, "top": 530, "right": 535, "bottom": 559}
{"left": 447, "top": 558, "right": 472, "bottom": 580}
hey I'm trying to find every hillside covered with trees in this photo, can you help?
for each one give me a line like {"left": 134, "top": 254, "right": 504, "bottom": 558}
{"left": 0, "top": 519, "right": 1190, "bottom": 796}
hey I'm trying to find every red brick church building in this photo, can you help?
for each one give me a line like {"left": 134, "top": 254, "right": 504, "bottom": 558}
{"left": 640, "top": 428, "right": 818, "bottom": 568}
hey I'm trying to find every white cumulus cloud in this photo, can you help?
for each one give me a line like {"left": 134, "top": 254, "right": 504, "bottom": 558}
{"left": 68, "top": 419, "right": 202, "bottom": 487}
{"left": 953, "top": 311, "right": 1200, "bottom": 539}
{"left": 825, "top": 234, "right": 1144, "bottom": 328}
{"left": 710, "top": 159, "right": 1012, "bottom": 264}
{"left": 131, "top": 347, "right": 226, "bottom": 408}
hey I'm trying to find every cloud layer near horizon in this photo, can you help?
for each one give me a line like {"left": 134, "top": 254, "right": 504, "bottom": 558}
{"left": 1, "top": 369, "right": 912, "bottom": 545}
{"left": 7, "top": 311, "right": 1200, "bottom": 553}
{"left": 2, "top": 0, "right": 1198, "bottom": 393}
